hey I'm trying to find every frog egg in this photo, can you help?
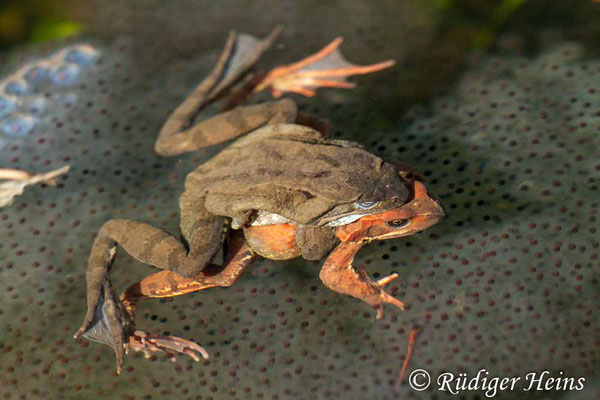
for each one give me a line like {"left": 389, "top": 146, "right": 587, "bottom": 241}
{"left": 63, "top": 46, "right": 99, "bottom": 66}
{"left": 3, "top": 79, "right": 31, "bottom": 95}
{"left": 0, "top": 95, "right": 18, "bottom": 117}
{"left": 1, "top": 113, "right": 37, "bottom": 137}
{"left": 51, "top": 64, "right": 81, "bottom": 85}
{"left": 22, "top": 96, "right": 48, "bottom": 115}
{"left": 24, "top": 65, "right": 51, "bottom": 84}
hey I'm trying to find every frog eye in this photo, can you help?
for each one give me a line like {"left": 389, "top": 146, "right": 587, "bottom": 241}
{"left": 386, "top": 219, "right": 410, "bottom": 229}
{"left": 355, "top": 200, "right": 380, "bottom": 210}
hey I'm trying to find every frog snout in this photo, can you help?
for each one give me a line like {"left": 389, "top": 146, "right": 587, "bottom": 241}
{"left": 431, "top": 198, "right": 445, "bottom": 219}
{"left": 428, "top": 194, "right": 446, "bottom": 219}
{"left": 434, "top": 199, "right": 446, "bottom": 219}
{"left": 416, "top": 197, "right": 444, "bottom": 230}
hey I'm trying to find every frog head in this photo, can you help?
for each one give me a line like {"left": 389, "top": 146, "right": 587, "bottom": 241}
{"left": 334, "top": 181, "right": 444, "bottom": 243}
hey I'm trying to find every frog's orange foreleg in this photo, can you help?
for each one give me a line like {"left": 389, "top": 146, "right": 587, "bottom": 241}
{"left": 319, "top": 241, "right": 404, "bottom": 320}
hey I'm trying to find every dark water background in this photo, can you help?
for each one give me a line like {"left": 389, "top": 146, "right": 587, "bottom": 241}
{"left": 0, "top": 1, "right": 599, "bottom": 399}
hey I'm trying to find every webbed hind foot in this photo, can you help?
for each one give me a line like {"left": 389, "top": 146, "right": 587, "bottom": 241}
{"left": 73, "top": 278, "right": 132, "bottom": 374}
{"left": 255, "top": 37, "right": 395, "bottom": 97}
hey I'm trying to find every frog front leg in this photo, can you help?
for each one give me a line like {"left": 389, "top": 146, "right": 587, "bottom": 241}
{"left": 319, "top": 241, "right": 405, "bottom": 320}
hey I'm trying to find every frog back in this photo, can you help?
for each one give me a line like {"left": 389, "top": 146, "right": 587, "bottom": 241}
{"left": 184, "top": 124, "right": 409, "bottom": 224}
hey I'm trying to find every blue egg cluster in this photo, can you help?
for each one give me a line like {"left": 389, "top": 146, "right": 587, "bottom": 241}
{"left": 0, "top": 44, "right": 99, "bottom": 138}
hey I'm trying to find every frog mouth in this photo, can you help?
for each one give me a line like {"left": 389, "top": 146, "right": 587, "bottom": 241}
{"left": 362, "top": 211, "right": 444, "bottom": 243}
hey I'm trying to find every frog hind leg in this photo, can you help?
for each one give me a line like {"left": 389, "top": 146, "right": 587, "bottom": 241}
{"left": 74, "top": 197, "right": 225, "bottom": 373}
{"left": 155, "top": 27, "right": 301, "bottom": 156}
{"left": 319, "top": 241, "right": 405, "bottom": 320}
{"left": 156, "top": 98, "right": 298, "bottom": 156}
{"left": 254, "top": 37, "right": 395, "bottom": 98}
{"left": 120, "top": 231, "right": 254, "bottom": 316}
{"left": 120, "top": 232, "right": 255, "bottom": 365}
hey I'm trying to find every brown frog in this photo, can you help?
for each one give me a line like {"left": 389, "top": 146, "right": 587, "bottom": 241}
{"left": 73, "top": 27, "right": 444, "bottom": 373}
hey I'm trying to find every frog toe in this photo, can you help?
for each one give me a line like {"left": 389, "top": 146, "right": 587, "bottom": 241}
{"left": 375, "top": 291, "right": 406, "bottom": 320}
{"left": 128, "top": 330, "right": 209, "bottom": 363}
{"left": 374, "top": 274, "right": 405, "bottom": 319}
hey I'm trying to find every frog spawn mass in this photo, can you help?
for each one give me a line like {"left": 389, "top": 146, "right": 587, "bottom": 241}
{"left": 0, "top": 44, "right": 99, "bottom": 140}
{"left": 0, "top": 38, "right": 599, "bottom": 400}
